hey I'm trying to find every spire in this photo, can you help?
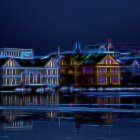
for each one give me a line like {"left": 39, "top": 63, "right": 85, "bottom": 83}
{"left": 74, "top": 41, "right": 82, "bottom": 53}
{"left": 58, "top": 45, "right": 60, "bottom": 56}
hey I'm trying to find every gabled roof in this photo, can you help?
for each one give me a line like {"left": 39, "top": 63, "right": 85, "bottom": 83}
{"left": 50, "top": 55, "right": 64, "bottom": 63}
{"left": 45, "top": 55, "right": 64, "bottom": 67}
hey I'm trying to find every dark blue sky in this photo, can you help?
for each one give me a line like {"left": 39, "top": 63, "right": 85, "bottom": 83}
{"left": 0, "top": 0, "right": 140, "bottom": 55}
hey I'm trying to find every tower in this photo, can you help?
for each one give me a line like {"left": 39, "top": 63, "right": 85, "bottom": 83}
{"left": 74, "top": 41, "right": 82, "bottom": 53}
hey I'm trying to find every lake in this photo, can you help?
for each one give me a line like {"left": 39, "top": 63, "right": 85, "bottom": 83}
{"left": 0, "top": 91, "right": 140, "bottom": 140}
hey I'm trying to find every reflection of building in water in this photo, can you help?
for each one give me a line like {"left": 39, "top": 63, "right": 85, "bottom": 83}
{"left": 60, "top": 93, "right": 121, "bottom": 108}
{"left": 1, "top": 93, "right": 59, "bottom": 107}
{"left": 97, "top": 95, "right": 120, "bottom": 108}
{"left": 2, "top": 119, "right": 33, "bottom": 130}
{"left": 74, "top": 112, "right": 114, "bottom": 134}
{"left": 56, "top": 112, "right": 114, "bottom": 135}
{"left": 0, "top": 110, "right": 33, "bottom": 131}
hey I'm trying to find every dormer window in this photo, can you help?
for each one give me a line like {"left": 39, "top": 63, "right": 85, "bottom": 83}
{"left": 50, "top": 62, "right": 53, "bottom": 67}
{"left": 61, "top": 61, "right": 64, "bottom": 66}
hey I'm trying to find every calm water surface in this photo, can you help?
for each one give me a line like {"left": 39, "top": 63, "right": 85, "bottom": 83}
{"left": 0, "top": 91, "right": 140, "bottom": 140}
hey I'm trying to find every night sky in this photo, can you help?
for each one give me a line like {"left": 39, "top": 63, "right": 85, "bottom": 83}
{"left": 0, "top": 0, "right": 140, "bottom": 55}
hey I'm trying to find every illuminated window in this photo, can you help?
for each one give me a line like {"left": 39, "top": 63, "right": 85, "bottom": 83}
{"left": 100, "top": 76, "right": 106, "bottom": 83}
{"left": 107, "top": 59, "right": 110, "bottom": 64}
{"left": 112, "top": 76, "right": 118, "bottom": 83}
{"left": 61, "top": 61, "right": 64, "bottom": 66}
{"left": 112, "top": 67, "right": 117, "bottom": 73}
{"left": 100, "top": 67, "right": 105, "bottom": 73}
{"left": 50, "top": 62, "right": 54, "bottom": 67}
{"left": 111, "top": 59, "right": 113, "bottom": 64}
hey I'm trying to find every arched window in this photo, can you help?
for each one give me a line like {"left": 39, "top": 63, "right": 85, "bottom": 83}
{"left": 36, "top": 73, "right": 41, "bottom": 84}
{"left": 21, "top": 73, "right": 26, "bottom": 84}
{"left": 29, "top": 73, "right": 33, "bottom": 84}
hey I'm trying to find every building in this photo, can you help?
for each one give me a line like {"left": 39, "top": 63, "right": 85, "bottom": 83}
{"left": 79, "top": 53, "right": 120, "bottom": 86}
{"left": 0, "top": 57, "right": 48, "bottom": 86}
{"left": 58, "top": 53, "right": 120, "bottom": 86}
{"left": 0, "top": 48, "right": 34, "bottom": 59}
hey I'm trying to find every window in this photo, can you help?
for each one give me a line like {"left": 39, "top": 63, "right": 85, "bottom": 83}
{"left": 48, "top": 78, "right": 50, "bottom": 83}
{"left": 52, "top": 78, "right": 55, "bottom": 84}
{"left": 7, "top": 69, "right": 10, "bottom": 75}
{"left": 112, "top": 67, "right": 117, "bottom": 74}
{"left": 100, "top": 76, "right": 106, "bottom": 84}
{"left": 53, "top": 70, "right": 55, "bottom": 75}
{"left": 10, "top": 61, "right": 13, "bottom": 66}
{"left": 50, "top": 62, "right": 54, "bottom": 67}
{"left": 36, "top": 73, "right": 41, "bottom": 84}
{"left": 100, "top": 67, "right": 105, "bottom": 73}
{"left": 12, "top": 79, "right": 16, "bottom": 85}
{"left": 6, "top": 78, "right": 10, "bottom": 85}
{"left": 29, "top": 73, "right": 34, "bottom": 84}
{"left": 60, "top": 61, "right": 64, "bottom": 66}
{"left": 112, "top": 76, "right": 118, "bottom": 83}
{"left": 110, "top": 59, "right": 113, "bottom": 64}
{"left": 21, "top": 73, "right": 26, "bottom": 84}
{"left": 13, "top": 69, "right": 16, "bottom": 75}
{"left": 60, "top": 69, "right": 65, "bottom": 74}
{"left": 48, "top": 70, "right": 50, "bottom": 75}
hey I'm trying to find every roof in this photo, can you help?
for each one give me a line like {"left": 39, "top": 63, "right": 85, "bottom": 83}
{"left": 48, "top": 55, "right": 64, "bottom": 64}
{"left": 82, "top": 53, "right": 107, "bottom": 65}
{"left": 14, "top": 58, "right": 50, "bottom": 67}
{"left": 59, "top": 53, "right": 109, "bottom": 65}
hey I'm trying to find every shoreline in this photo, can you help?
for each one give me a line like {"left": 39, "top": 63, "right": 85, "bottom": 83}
{"left": 0, "top": 86, "right": 140, "bottom": 93}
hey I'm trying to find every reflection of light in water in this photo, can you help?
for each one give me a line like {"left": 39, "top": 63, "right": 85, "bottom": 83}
{"left": 1, "top": 93, "right": 59, "bottom": 107}
{"left": 3, "top": 119, "right": 33, "bottom": 130}
{"left": 47, "top": 111, "right": 57, "bottom": 118}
